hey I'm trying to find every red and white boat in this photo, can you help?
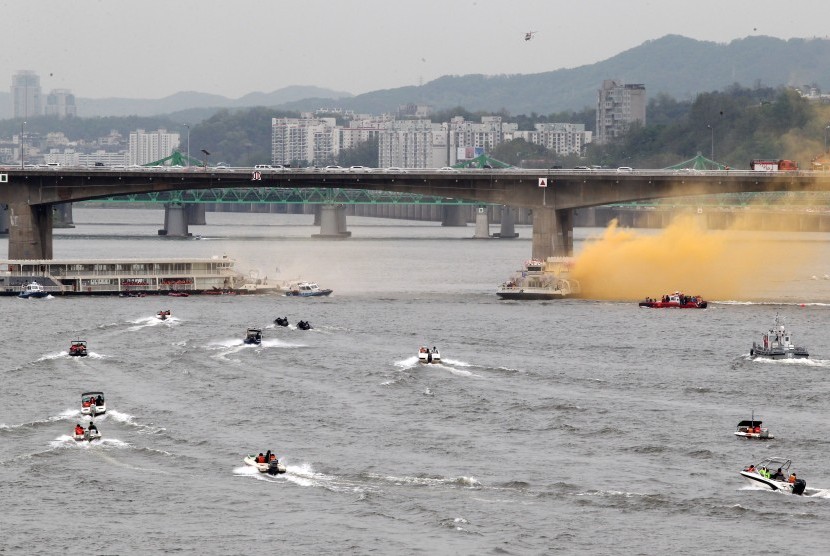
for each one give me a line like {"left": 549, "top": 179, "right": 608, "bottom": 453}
{"left": 639, "top": 292, "right": 707, "bottom": 309}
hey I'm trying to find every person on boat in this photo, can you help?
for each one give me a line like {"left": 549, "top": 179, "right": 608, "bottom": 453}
{"left": 744, "top": 464, "right": 755, "bottom": 473}
{"left": 89, "top": 397, "right": 96, "bottom": 407}
{"left": 256, "top": 453, "right": 265, "bottom": 464}
{"left": 753, "top": 425, "right": 761, "bottom": 434}
{"left": 772, "top": 468, "right": 786, "bottom": 481}
{"left": 96, "top": 394, "right": 104, "bottom": 405}
{"left": 265, "top": 450, "right": 271, "bottom": 462}
{"left": 88, "top": 422, "right": 98, "bottom": 433}
{"left": 74, "top": 423, "right": 85, "bottom": 436}
{"left": 759, "top": 467, "right": 769, "bottom": 479}
{"left": 789, "top": 473, "right": 797, "bottom": 484}
{"left": 82, "top": 398, "right": 91, "bottom": 408}
{"left": 269, "top": 453, "right": 277, "bottom": 462}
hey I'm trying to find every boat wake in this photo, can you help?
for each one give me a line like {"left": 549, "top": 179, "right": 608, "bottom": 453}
{"left": 49, "top": 435, "right": 130, "bottom": 449}
{"left": 747, "top": 356, "right": 830, "bottom": 367}
{"left": 364, "top": 472, "right": 481, "bottom": 489}
{"left": 393, "top": 356, "right": 480, "bottom": 377}
{"left": 1, "top": 408, "right": 80, "bottom": 434}
{"left": 128, "top": 316, "right": 180, "bottom": 331}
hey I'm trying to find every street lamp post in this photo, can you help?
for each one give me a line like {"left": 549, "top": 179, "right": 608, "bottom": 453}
{"left": 183, "top": 124, "right": 191, "bottom": 166}
{"left": 20, "top": 121, "right": 26, "bottom": 169}
{"left": 825, "top": 124, "right": 830, "bottom": 153}
{"left": 201, "top": 149, "right": 210, "bottom": 170}
{"left": 707, "top": 124, "right": 714, "bottom": 161}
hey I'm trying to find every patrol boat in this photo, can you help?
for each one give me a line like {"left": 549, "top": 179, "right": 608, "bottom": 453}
{"left": 750, "top": 314, "right": 809, "bottom": 359}
{"left": 497, "top": 258, "right": 580, "bottom": 300}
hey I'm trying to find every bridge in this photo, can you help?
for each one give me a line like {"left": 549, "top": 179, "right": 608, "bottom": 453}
{"left": 1, "top": 166, "right": 829, "bottom": 260}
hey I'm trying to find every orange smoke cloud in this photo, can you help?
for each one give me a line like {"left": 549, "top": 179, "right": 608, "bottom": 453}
{"left": 571, "top": 214, "right": 806, "bottom": 301}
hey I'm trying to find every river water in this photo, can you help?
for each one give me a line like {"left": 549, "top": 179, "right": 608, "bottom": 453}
{"left": 2, "top": 207, "right": 830, "bottom": 554}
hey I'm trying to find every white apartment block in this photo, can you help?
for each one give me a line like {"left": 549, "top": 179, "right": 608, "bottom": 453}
{"left": 271, "top": 117, "right": 340, "bottom": 166}
{"left": 11, "top": 70, "right": 42, "bottom": 118}
{"left": 128, "top": 129, "right": 180, "bottom": 166}
{"left": 509, "top": 123, "right": 592, "bottom": 156}
{"left": 596, "top": 79, "right": 646, "bottom": 144}
{"left": 339, "top": 118, "right": 389, "bottom": 151}
{"left": 450, "top": 116, "right": 518, "bottom": 156}
{"left": 378, "top": 120, "right": 451, "bottom": 169}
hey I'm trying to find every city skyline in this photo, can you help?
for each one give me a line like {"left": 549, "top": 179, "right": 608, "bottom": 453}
{"left": 2, "top": 0, "right": 828, "bottom": 100}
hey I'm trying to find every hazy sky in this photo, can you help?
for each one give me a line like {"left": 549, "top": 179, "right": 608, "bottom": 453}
{"left": 4, "top": 0, "right": 828, "bottom": 99}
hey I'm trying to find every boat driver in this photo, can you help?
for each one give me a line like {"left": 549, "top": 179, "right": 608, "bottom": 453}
{"left": 96, "top": 394, "right": 104, "bottom": 405}
{"left": 88, "top": 422, "right": 98, "bottom": 433}
{"left": 772, "top": 468, "right": 786, "bottom": 481}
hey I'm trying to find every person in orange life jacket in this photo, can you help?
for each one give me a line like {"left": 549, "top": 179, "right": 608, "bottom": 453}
{"left": 75, "top": 424, "right": 85, "bottom": 436}
{"left": 82, "top": 399, "right": 91, "bottom": 408}
{"left": 256, "top": 453, "right": 265, "bottom": 464}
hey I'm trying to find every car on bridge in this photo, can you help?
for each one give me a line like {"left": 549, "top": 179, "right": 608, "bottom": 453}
{"left": 616, "top": 166, "right": 634, "bottom": 173}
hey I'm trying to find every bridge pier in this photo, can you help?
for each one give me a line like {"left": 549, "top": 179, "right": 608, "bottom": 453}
{"left": 532, "top": 206, "right": 573, "bottom": 259}
{"left": 496, "top": 205, "right": 519, "bottom": 238}
{"left": 313, "top": 204, "right": 351, "bottom": 239}
{"left": 53, "top": 203, "right": 75, "bottom": 228}
{"left": 7, "top": 201, "right": 54, "bottom": 259}
{"left": 158, "top": 203, "right": 191, "bottom": 237}
{"left": 0, "top": 204, "right": 8, "bottom": 236}
{"left": 473, "top": 206, "right": 491, "bottom": 238}
{"left": 441, "top": 205, "right": 467, "bottom": 227}
{"left": 185, "top": 203, "right": 206, "bottom": 225}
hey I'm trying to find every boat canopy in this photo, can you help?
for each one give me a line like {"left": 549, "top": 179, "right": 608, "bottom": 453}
{"left": 752, "top": 456, "right": 791, "bottom": 471}
{"left": 82, "top": 391, "right": 104, "bottom": 401}
{"left": 737, "top": 420, "right": 762, "bottom": 428}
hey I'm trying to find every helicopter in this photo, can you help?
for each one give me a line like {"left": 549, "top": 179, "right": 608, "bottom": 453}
{"left": 524, "top": 31, "right": 537, "bottom": 41}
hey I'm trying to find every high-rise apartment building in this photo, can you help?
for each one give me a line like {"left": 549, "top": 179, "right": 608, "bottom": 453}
{"left": 511, "top": 123, "right": 592, "bottom": 156}
{"left": 45, "top": 89, "right": 77, "bottom": 119}
{"left": 11, "top": 70, "right": 43, "bottom": 118}
{"left": 378, "top": 119, "right": 450, "bottom": 169}
{"left": 128, "top": 129, "right": 180, "bottom": 165}
{"left": 595, "top": 79, "right": 646, "bottom": 144}
{"left": 271, "top": 117, "right": 340, "bottom": 166}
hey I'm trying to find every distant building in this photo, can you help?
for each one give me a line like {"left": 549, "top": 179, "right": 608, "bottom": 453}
{"left": 450, "top": 116, "right": 517, "bottom": 161}
{"left": 271, "top": 117, "right": 340, "bottom": 166}
{"left": 45, "top": 89, "right": 77, "bottom": 119}
{"left": 378, "top": 119, "right": 450, "bottom": 168}
{"left": 128, "top": 129, "right": 180, "bottom": 165}
{"left": 510, "top": 123, "right": 592, "bottom": 156}
{"left": 596, "top": 79, "right": 646, "bottom": 144}
{"left": 11, "top": 70, "right": 43, "bottom": 118}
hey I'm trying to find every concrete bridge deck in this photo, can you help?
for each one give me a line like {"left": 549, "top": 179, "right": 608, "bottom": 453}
{"left": 1, "top": 166, "right": 830, "bottom": 260}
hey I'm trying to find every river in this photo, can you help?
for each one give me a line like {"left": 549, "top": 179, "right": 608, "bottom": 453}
{"left": 2, "top": 207, "right": 830, "bottom": 554}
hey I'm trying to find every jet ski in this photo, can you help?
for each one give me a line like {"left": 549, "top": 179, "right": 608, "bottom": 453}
{"left": 274, "top": 317, "right": 289, "bottom": 327}
{"left": 244, "top": 454, "right": 286, "bottom": 475}
{"left": 297, "top": 320, "right": 312, "bottom": 331}
{"left": 157, "top": 310, "right": 171, "bottom": 321}
{"left": 73, "top": 426, "right": 101, "bottom": 442}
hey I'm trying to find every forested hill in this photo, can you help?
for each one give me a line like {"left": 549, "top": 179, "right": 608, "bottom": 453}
{"left": 280, "top": 35, "right": 830, "bottom": 115}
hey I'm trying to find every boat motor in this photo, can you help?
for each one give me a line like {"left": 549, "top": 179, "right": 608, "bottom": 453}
{"left": 792, "top": 479, "right": 807, "bottom": 496}
{"left": 267, "top": 461, "right": 283, "bottom": 475}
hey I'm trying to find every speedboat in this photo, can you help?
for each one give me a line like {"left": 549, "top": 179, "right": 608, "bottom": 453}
{"left": 243, "top": 454, "right": 286, "bottom": 475}
{"left": 274, "top": 317, "right": 289, "bottom": 327}
{"left": 285, "top": 281, "right": 333, "bottom": 297}
{"left": 18, "top": 281, "right": 49, "bottom": 299}
{"left": 750, "top": 314, "right": 808, "bottom": 359}
{"left": 69, "top": 340, "right": 88, "bottom": 357}
{"left": 297, "top": 320, "right": 312, "bottom": 331}
{"left": 243, "top": 328, "right": 262, "bottom": 345}
{"left": 639, "top": 292, "right": 707, "bottom": 308}
{"left": 735, "top": 417, "right": 773, "bottom": 439}
{"left": 167, "top": 291, "right": 189, "bottom": 297}
{"left": 157, "top": 310, "right": 171, "bottom": 320}
{"left": 739, "top": 457, "right": 806, "bottom": 495}
{"left": 73, "top": 426, "right": 102, "bottom": 442}
{"left": 418, "top": 346, "right": 441, "bottom": 364}
{"left": 497, "top": 258, "right": 580, "bottom": 300}
{"left": 81, "top": 391, "right": 106, "bottom": 416}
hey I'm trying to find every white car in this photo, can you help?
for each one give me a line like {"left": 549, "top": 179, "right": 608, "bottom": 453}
{"left": 438, "top": 166, "right": 459, "bottom": 172}
{"left": 384, "top": 167, "right": 407, "bottom": 173}
{"left": 616, "top": 166, "right": 634, "bottom": 173}
{"left": 348, "top": 165, "right": 371, "bottom": 172}
{"left": 323, "top": 165, "right": 343, "bottom": 172}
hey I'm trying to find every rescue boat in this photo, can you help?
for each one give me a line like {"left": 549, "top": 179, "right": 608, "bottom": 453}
{"left": 243, "top": 454, "right": 286, "bottom": 475}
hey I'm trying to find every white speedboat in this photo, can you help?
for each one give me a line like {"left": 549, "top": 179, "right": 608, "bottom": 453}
{"left": 244, "top": 454, "right": 286, "bottom": 475}
{"left": 734, "top": 418, "right": 773, "bottom": 439}
{"left": 497, "top": 258, "right": 580, "bottom": 300}
{"left": 284, "top": 281, "right": 333, "bottom": 297}
{"left": 18, "top": 281, "right": 49, "bottom": 299}
{"left": 81, "top": 391, "right": 106, "bottom": 416}
{"left": 750, "top": 314, "right": 808, "bottom": 359}
{"left": 739, "top": 457, "right": 806, "bottom": 495}
{"left": 418, "top": 346, "right": 441, "bottom": 364}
